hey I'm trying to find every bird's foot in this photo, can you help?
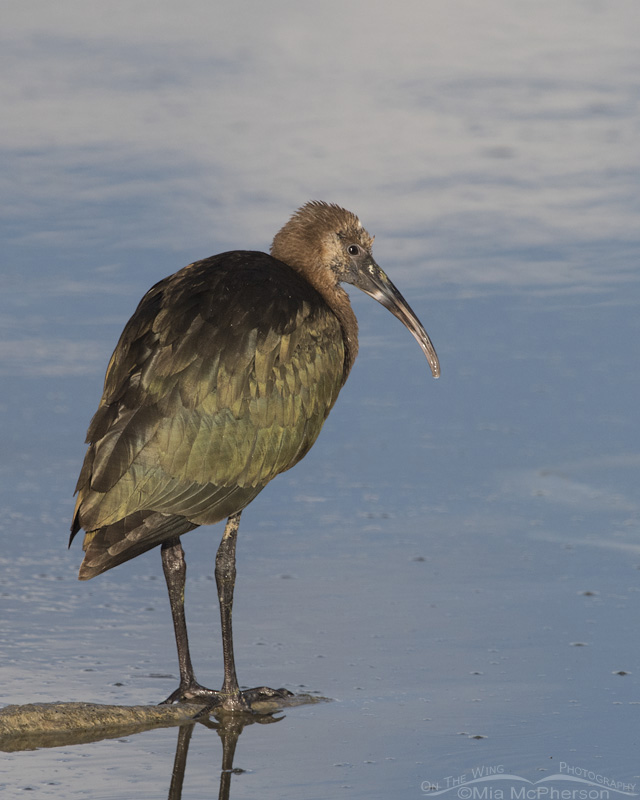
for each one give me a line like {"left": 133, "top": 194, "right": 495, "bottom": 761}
{"left": 235, "top": 685, "right": 294, "bottom": 710}
{"left": 160, "top": 679, "right": 220, "bottom": 706}
{"left": 160, "top": 681, "right": 293, "bottom": 714}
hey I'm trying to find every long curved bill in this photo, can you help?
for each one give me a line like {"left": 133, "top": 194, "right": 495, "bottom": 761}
{"left": 350, "top": 260, "right": 440, "bottom": 378}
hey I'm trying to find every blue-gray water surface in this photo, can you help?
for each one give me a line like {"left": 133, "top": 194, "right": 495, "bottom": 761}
{"left": 1, "top": 2, "right": 639, "bottom": 797}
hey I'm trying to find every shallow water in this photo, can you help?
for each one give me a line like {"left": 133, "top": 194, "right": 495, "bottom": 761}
{"left": 2, "top": 1, "right": 640, "bottom": 797}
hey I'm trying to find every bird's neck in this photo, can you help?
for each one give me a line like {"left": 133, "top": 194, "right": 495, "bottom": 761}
{"left": 271, "top": 241, "right": 359, "bottom": 383}
{"left": 292, "top": 259, "right": 359, "bottom": 384}
{"left": 292, "top": 268, "right": 360, "bottom": 383}
{"left": 327, "top": 285, "right": 359, "bottom": 384}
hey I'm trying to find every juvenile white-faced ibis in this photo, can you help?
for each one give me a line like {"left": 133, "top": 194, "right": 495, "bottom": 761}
{"left": 70, "top": 201, "right": 439, "bottom": 712}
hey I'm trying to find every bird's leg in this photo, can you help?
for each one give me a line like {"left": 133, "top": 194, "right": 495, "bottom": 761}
{"left": 160, "top": 520, "right": 292, "bottom": 711}
{"left": 215, "top": 512, "right": 244, "bottom": 706}
{"left": 211, "top": 512, "right": 293, "bottom": 713}
{"left": 160, "top": 536, "right": 218, "bottom": 704}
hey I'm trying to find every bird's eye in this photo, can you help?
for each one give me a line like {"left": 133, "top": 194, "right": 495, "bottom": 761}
{"left": 348, "top": 244, "right": 360, "bottom": 256}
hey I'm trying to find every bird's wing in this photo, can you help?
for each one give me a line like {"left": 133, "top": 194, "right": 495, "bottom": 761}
{"left": 72, "top": 253, "right": 345, "bottom": 535}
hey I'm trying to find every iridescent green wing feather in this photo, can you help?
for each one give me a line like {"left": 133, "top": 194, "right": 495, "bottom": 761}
{"left": 73, "top": 252, "right": 345, "bottom": 540}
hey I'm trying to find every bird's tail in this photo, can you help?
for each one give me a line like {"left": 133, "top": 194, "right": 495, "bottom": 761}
{"left": 74, "top": 511, "right": 199, "bottom": 579}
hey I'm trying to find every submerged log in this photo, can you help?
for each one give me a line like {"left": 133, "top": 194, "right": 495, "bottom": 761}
{"left": 0, "top": 701, "right": 198, "bottom": 751}
{"left": 0, "top": 694, "right": 327, "bottom": 751}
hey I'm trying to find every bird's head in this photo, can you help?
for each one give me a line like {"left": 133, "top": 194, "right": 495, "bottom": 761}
{"left": 271, "top": 201, "right": 440, "bottom": 378}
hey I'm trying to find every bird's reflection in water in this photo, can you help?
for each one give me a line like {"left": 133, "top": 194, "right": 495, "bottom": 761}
{"left": 168, "top": 711, "right": 283, "bottom": 800}
{"left": 0, "top": 696, "right": 325, "bottom": 796}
